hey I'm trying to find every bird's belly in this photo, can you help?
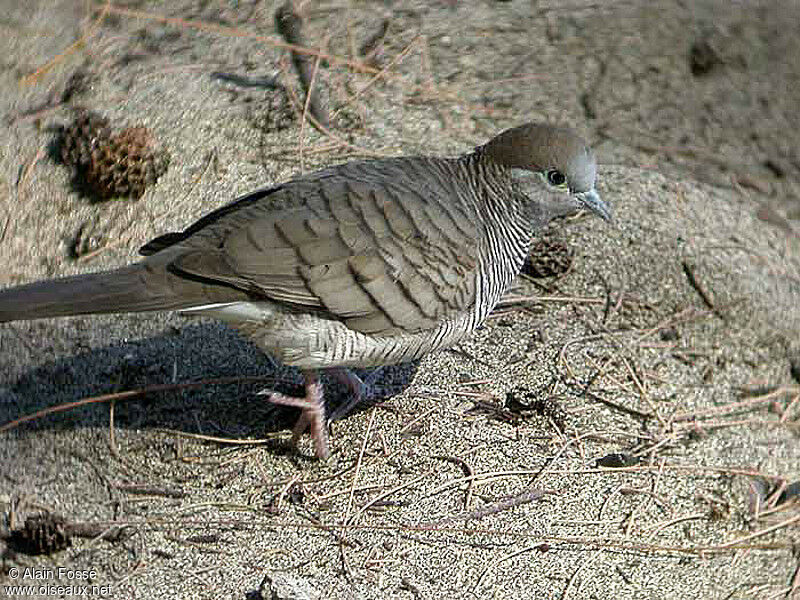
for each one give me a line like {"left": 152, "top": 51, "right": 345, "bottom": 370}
{"left": 209, "top": 301, "right": 473, "bottom": 370}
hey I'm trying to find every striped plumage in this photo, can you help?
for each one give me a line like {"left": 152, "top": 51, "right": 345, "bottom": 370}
{"left": 0, "top": 123, "right": 610, "bottom": 458}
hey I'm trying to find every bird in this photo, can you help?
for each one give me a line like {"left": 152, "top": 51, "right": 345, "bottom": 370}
{"left": 0, "top": 123, "right": 610, "bottom": 458}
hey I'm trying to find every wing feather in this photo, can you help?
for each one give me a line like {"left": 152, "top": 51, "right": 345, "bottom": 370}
{"left": 155, "top": 157, "right": 480, "bottom": 335}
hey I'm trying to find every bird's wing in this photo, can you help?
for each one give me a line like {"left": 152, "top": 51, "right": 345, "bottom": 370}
{"left": 150, "top": 158, "right": 481, "bottom": 335}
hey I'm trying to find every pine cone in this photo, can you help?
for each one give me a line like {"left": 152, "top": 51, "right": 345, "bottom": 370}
{"left": 522, "top": 236, "right": 573, "bottom": 278}
{"left": 60, "top": 110, "right": 170, "bottom": 200}
{"left": 9, "top": 514, "right": 71, "bottom": 555}
{"left": 60, "top": 109, "right": 111, "bottom": 169}
{"left": 84, "top": 126, "right": 170, "bottom": 199}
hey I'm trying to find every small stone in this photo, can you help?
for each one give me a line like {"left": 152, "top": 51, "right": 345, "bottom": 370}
{"left": 287, "top": 482, "right": 305, "bottom": 505}
{"left": 257, "top": 572, "right": 320, "bottom": 600}
{"left": 778, "top": 481, "right": 800, "bottom": 505}
{"left": 659, "top": 327, "right": 679, "bottom": 341}
{"left": 596, "top": 453, "right": 640, "bottom": 468}
{"left": 790, "top": 355, "right": 800, "bottom": 384}
{"left": 66, "top": 218, "right": 107, "bottom": 260}
{"left": 689, "top": 38, "right": 722, "bottom": 76}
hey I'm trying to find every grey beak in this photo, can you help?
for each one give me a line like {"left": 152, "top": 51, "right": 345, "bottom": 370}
{"left": 576, "top": 189, "right": 612, "bottom": 221}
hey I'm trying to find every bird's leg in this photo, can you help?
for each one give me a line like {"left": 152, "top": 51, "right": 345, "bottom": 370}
{"left": 326, "top": 366, "right": 385, "bottom": 422}
{"left": 260, "top": 367, "right": 384, "bottom": 458}
{"left": 326, "top": 368, "right": 365, "bottom": 423}
{"left": 261, "top": 370, "right": 330, "bottom": 459}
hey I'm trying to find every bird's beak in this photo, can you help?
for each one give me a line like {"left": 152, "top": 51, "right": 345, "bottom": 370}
{"left": 575, "top": 189, "right": 612, "bottom": 222}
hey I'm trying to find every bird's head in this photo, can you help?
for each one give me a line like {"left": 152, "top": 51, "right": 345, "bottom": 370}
{"left": 481, "top": 123, "right": 611, "bottom": 224}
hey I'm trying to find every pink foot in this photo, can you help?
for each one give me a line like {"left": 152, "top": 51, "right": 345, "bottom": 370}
{"left": 261, "top": 370, "right": 330, "bottom": 459}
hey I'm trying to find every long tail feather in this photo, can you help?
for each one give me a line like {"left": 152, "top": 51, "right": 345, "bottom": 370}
{"left": 0, "top": 260, "right": 248, "bottom": 323}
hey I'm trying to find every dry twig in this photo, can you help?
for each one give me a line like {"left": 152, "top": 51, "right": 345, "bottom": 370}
{"left": 275, "top": 2, "right": 330, "bottom": 129}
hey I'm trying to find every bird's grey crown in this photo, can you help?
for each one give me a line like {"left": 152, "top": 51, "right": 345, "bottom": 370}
{"left": 480, "top": 123, "right": 597, "bottom": 193}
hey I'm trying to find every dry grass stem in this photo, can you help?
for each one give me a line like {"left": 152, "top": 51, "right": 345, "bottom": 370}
{"left": 343, "top": 407, "right": 378, "bottom": 529}
{"left": 20, "top": 0, "right": 110, "bottom": 86}
{"left": 0, "top": 375, "right": 275, "bottom": 434}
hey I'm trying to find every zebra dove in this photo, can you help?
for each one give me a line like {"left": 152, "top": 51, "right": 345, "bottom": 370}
{"left": 0, "top": 123, "right": 610, "bottom": 458}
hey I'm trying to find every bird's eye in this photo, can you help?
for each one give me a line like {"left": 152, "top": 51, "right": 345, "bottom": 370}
{"left": 546, "top": 170, "right": 567, "bottom": 187}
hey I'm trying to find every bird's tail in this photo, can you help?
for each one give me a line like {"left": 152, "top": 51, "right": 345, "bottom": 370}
{"left": 0, "top": 258, "right": 248, "bottom": 323}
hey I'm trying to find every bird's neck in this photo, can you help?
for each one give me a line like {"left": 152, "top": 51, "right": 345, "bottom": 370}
{"left": 457, "top": 152, "right": 533, "bottom": 322}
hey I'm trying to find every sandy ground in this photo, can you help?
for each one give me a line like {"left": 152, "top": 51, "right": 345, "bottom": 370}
{"left": 1, "top": 1, "right": 799, "bottom": 599}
